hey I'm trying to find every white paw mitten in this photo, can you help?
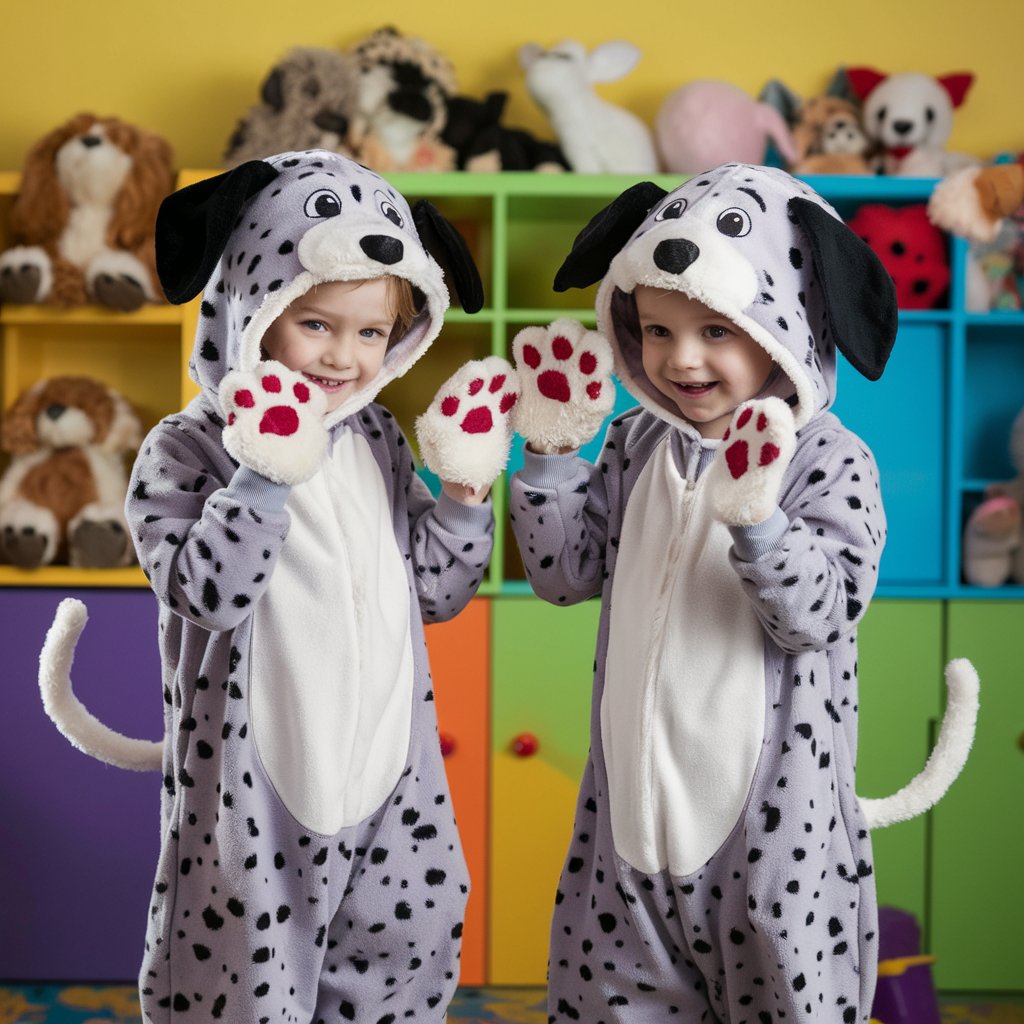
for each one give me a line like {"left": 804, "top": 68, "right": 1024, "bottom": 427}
{"left": 511, "top": 318, "right": 615, "bottom": 453}
{"left": 707, "top": 397, "right": 797, "bottom": 526}
{"left": 219, "top": 360, "right": 328, "bottom": 486}
{"left": 415, "top": 356, "right": 520, "bottom": 491}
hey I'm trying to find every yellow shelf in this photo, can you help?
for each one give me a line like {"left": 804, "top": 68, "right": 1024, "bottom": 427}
{"left": 0, "top": 303, "right": 180, "bottom": 326}
{"left": 0, "top": 565, "right": 149, "bottom": 588}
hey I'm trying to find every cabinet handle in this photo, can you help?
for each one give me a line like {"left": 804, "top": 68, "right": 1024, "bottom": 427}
{"left": 511, "top": 732, "right": 539, "bottom": 758}
{"left": 439, "top": 732, "right": 457, "bottom": 758}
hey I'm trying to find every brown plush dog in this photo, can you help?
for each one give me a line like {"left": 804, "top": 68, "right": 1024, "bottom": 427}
{"left": 0, "top": 113, "right": 175, "bottom": 310}
{"left": 0, "top": 376, "right": 142, "bottom": 568}
{"left": 790, "top": 95, "right": 873, "bottom": 175}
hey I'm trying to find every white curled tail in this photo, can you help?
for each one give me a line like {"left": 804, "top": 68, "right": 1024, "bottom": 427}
{"left": 860, "top": 658, "right": 979, "bottom": 829}
{"left": 39, "top": 598, "right": 163, "bottom": 772}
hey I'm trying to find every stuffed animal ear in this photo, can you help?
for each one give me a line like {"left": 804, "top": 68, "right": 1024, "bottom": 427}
{"left": 938, "top": 72, "right": 974, "bottom": 108}
{"left": 553, "top": 181, "right": 668, "bottom": 292}
{"left": 412, "top": 200, "right": 485, "bottom": 313}
{"left": 155, "top": 161, "right": 280, "bottom": 304}
{"left": 845, "top": 66, "right": 887, "bottom": 102}
{"left": 788, "top": 197, "right": 898, "bottom": 381}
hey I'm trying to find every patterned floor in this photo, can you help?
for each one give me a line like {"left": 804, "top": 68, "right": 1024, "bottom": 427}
{"left": 1, "top": 984, "right": 1022, "bottom": 1023}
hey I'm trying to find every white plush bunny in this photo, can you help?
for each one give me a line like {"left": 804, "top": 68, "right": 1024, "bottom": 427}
{"left": 519, "top": 39, "right": 659, "bottom": 174}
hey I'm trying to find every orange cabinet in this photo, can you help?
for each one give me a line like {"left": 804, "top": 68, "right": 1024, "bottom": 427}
{"left": 425, "top": 597, "right": 491, "bottom": 986}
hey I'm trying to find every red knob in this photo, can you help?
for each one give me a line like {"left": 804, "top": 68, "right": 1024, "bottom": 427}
{"left": 511, "top": 732, "right": 539, "bottom": 758}
{"left": 439, "top": 732, "right": 457, "bottom": 758}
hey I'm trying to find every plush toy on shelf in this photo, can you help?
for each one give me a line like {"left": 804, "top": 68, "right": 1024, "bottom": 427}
{"left": 0, "top": 376, "right": 142, "bottom": 569}
{"left": 962, "top": 408, "right": 1024, "bottom": 587}
{"left": 846, "top": 67, "right": 979, "bottom": 176}
{"left": 0, "top": 113, "right": 175, "bottom": 310}
{"left": 929, "top": 158, "right": 1024, "bottom": 311}
{"left": 786, "top": 94, "right": 874, "bottom": 175}
{"left": 223, "top": 47, "right": 360, "bottom": 165}
{"left": 654, "top": 79, "right": 797, "bottom": 174}
{"left": 519, "top": 39, "right": 659, "bottom": 174}
{"left": 347, "top": 26, "right": 458, "bottom": 172}
{"left": 441, "top": 91, "right": 569, "bottom": 172}
{"left": 847, "top": 203, "right": 950, "bottom": 309}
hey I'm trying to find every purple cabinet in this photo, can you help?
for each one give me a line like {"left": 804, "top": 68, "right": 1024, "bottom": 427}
{"left": 1, "top": 589, "right": 164, "bottom": 981}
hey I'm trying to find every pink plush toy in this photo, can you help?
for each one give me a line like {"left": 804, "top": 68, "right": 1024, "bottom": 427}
{"left": 655, "top": 80, "right": 797, "bottom": 174}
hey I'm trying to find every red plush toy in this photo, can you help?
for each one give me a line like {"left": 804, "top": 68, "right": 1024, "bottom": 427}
{"left": 847, "top": 203, "right": 950, "bottom": 309}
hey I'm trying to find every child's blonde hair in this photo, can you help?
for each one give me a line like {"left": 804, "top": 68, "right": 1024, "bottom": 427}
{"left": 383, "top": 275, "right": 420, "bottom": 345}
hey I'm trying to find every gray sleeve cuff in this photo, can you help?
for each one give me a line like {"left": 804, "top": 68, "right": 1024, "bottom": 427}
{"left": 519, "top": 445, "right": 584, "bottom": 489}
{"left": 224, "top": 466, "right": 292, "bottom": 513}
{"left": 433, "top": 491, "right": 493, "bottom": 535}
{"left": 729, "top": 507, "right": 790, "bottom": 562}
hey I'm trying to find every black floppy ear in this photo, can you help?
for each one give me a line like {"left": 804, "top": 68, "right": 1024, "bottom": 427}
{"left": 412, "top": 200, "right": 484, "bottom": 314}
{"left": 553, "top": 181, "right": 668, "bottom": 292}
{"left": 156, "top": 161, "right": 280, "bottom": 304}
{"left": 789, "top": 197, "right": 898, "bottom": 381}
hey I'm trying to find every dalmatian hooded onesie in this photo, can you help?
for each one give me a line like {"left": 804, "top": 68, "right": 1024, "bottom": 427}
{"left": 37, "top": 150, "right": 516, "bottom": 1024}
{"left": 508, "top": 164, "right": 978, "bottom": 1023}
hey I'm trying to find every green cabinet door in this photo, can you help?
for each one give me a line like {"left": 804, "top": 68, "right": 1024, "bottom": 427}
{"left": 489, "top": 595, "right": 598, "bottom": 984}
{"left": 857, "top": 600, "right": 944, "bottom": 928}
{"left": 931, "top": 601, "right": 1024, "bottom": 992}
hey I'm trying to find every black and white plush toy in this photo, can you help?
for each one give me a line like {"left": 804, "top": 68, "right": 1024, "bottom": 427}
{"left": 507, "top": 164, "right": 979, "bottom": 1023}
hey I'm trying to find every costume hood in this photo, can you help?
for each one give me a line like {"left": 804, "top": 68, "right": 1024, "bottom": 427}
{"left": 554, "top": 163, "right": 897, "bottom": 432}
{"left": 155, "top": 150, "right": 482, "bottom": 427}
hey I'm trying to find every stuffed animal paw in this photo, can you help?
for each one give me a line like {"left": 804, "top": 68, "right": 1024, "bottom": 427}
{"left": 415, "top": 356, "right": 519, "bottom": 492}
{"left": 707, "top": 398, "right": 797, "bottom": 526}
{"left": 511, "top": 318, "right": 615, "bottom": 453}
{"left": 219, "top": 361, "right": 328, "bottom": 486}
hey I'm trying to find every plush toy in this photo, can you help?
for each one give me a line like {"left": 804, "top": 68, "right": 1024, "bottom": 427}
{"left": 928, "top": 158, "right": 1024, "bottom": 310}
{"left": 347, "top": 26, "right": 458, "bottom": 173}
{"left": 519, "top": 39, "right": 659, "bottom": 174}
{"left": 962, "top": 408, "right": 1024, "bottom": 587}
{"left": 0, "top": 376, "right": 142, "bottom": 568}
{"left": 788, "top": 95, "right": 874, "bottom": 175}
{"left": 846, "top": 67, "right": 979, "bottom": 176}
{"left": 0, "top": 113, "right": 175, "bottom": 311}
{"left": 441, "top": 91, "right": 568, "bottom": 172}
{"left": 654, "top": 80, "right": 797, "bottom": 174}
{"left": 223, "top": 47, "right": 360, "bottom": 166}
{"left": 847, "top": 203, "right": 950, "bottom": 309}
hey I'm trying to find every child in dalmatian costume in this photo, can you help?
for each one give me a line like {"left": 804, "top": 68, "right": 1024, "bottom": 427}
{"left": 38, "top": 151, "right": 521, "bottom": 1024}
{"left": 507, "top": 164, "right": 978, "bottom": 1023}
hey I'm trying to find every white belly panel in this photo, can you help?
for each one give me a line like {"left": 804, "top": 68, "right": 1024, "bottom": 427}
{"left": 602, "top": 438, "right": 766, "bottom": 876}
{"left": 251, "top": 429, "right": 413, "bottom": 835}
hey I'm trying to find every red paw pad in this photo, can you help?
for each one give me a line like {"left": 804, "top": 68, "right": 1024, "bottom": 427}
{"left": 293, "top": 382, "right": 311, "bottom": 404}
{"left": 551, "top": 335, "right": 573, "bottom": 360}
{"left": 261, "top": 374, "right": 282, "bottom": 394}
{"left": 259, "top": 406, "right": 300, "bottom": 437}
{"left": 499, "top": 392, "right": 518, "bottom": 414}
{"left": 758, "top": 442, "right": 781, "bottom": 466}
{"left": 736, "top": 407, "right": 753, "bottom": 430}
{"left": 468, "top": 377, "right": 485, "bottom": 396}
{"left": 579, "top": 351, "right": 597, "bottom": 374}
{"left": 441, "top": 396, "right": 460, "bottom": 417}
{"left": 586, "top": 381, "right": 602, "bottom": 400}
{"left": 234, "top": 389, "right": 255, "bottom": 409}
{"left": 461, "top": 407, "right": 493, "bottom": 434}
{"left": 522, "top": 345, "right": 541, "bottom": 370}
{"left": 725, "top": 440, "right": 749, "bottom": 479}
{"left": 488, "top": 374, "right": 506, "bottom": 393}
{"left": 538, "top": 370, "right": 571, "bottom": 403}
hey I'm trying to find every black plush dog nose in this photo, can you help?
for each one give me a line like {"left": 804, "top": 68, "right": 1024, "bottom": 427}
{"left": 892, "top": 120, "right": 914, "bottom": 136}
{"left": 46, "top": 404, "right": 66, "bottom": 420}
{"left": 360, "top": 235, "right": 404, "bottom": 266}
{"left": 653, "top": 238, "right": 700, "bottom": 274}
{"left": 81, "top": 135, "right": 102, "bottom": 148}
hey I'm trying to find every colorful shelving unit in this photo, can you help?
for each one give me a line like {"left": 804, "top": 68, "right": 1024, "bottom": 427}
{"left": 0, "top": 171, "right": 1021, "bottom": 992}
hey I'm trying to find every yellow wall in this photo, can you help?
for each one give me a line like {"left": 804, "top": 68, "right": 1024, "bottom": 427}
{"left": 2, "top": 0, "right": 1022, "bottom": 170}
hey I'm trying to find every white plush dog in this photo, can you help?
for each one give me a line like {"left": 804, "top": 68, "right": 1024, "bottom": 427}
{"left": 847, "top": 66, "right": 979, "bottom": 176}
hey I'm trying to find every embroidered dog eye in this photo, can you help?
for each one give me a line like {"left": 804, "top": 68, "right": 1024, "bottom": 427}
{"left": 375, "top": 190, "right": 404, "bottom": 228}
{"left": 303, "top": 189, "right": 342, "bottom": 219}
{"left": 716, "top": 208, "right": 752, "bottom": 237}
{"left": 655, "top": 198, "right": 687, "bottom": 221}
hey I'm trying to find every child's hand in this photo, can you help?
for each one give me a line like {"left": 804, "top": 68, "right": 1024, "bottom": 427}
{"left": 707, "top": 397, "right": 797, "bottom": 526}
{"left": 511, "top": 319, "right": 615, "bottom": 454}
{"left": 415, "top": 356, "right": 519, "bottom": 492}
{"left": 441, "top": 480, "right": 490, "bottom": 506}
{"left": 219, "top": 361, "right": 328, "bottom": 486}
